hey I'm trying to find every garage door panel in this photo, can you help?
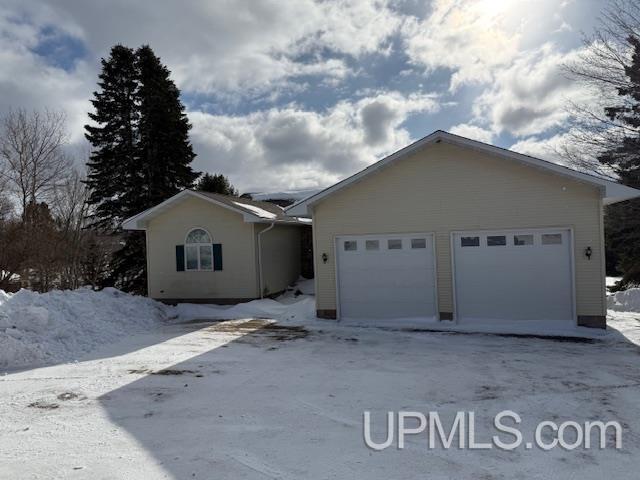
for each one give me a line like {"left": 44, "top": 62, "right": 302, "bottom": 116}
{"left": 337, "top": 234, "right": 436, "bottom": 319}
{"left": 454, "top": 230, "right": 573, "bottom": 322}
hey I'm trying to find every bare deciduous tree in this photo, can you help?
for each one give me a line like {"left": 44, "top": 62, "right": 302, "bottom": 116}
{"left": 52, "top": 169, "right": 92, "bottom": 289}
{"left": 561, "top": 0, "right": 640, "bottom": 175}
{"left": 0, "top": 109, "right": 71, "bottom": 215}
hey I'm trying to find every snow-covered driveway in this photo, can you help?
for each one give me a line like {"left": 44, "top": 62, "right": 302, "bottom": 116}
{"left": 2, "top": 312, "right": 640, "bottom": 479}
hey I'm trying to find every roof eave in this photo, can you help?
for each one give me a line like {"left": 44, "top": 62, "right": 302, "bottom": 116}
{"left": 603, "top": 183, "right": 640, "bottom": 205}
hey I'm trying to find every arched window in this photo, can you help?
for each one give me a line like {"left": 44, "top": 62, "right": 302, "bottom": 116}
{"left": 185, "top": 228, "right": 213, "bottom": 271}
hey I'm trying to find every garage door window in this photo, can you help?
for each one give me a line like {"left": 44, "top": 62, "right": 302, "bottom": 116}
{"left": 365, "top": 240, "right": 379, "bottom": 250}
{"left": 411, "top": 238, "right": 426, "bottom": 249}
{"left": 487, "top": 235, "right": 506, "bottom": 246}
{"left": 542, "top": 233, "right": 562, "bottom": 245}
{"left": 344, "top": 240, "right": 357, "bottom": 251}
{"left": 388, "top": 239, "right": 402, "bottom": 250}
{"left": 514, "top": 234, "right": 534, "bottom": 246}
{"left": 461, "top": 236, "right": 480, "bottom": 247}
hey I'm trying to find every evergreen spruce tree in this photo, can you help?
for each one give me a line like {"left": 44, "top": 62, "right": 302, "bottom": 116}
{"left": 136, "top": 45, "right": 198, "bottom": 207}
{"left": 85, "top": 44, "right": 198, "bottom": 293}
{"left": 195, "top": 173, "right": 239, "bottom": 196}
{"left": 85, "top": 45, "right": 138, "bottom": 230}
{"left": 600, "top": 35, "right": 640, "bottom": 290}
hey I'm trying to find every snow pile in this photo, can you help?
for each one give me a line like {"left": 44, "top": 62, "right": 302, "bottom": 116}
{"left": 0, "top": 288, "right": 168, "bottom": 369}
{"left": 173, "top": 278, "right": 316, "bottom": 323}
{"left": 608, "top": 287, "right": 640, "bottom": 313}
{"left": 173, "top": 296, "right": 315, "bottom": 323}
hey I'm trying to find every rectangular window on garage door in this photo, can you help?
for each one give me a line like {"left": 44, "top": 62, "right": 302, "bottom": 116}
{"left": 542, "top": 233, "right": 562, "bottom": 245}
{"left": 461, "top": 236, "right": 480, "bottom": 247}
{"left": 411, "top": 238, "right": 426, "bottom": 249}
{"left": 514, "top": 234, "right": 534, "bottom": 246}
{"left": 487, "top": 235, "right": 506, "bottom": 246}
{"left": 344, "top": 240, "right": 357, "bottom": 251}
{"left": 365, "top": 240, "right": 379, "bottom": 250}
{"left": 388, "top": 239, "right": 402, "bottom": 250}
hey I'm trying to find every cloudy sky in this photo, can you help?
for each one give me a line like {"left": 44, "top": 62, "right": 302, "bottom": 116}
{"left": 0, "top": 0, "right": 605, "bottom": 193}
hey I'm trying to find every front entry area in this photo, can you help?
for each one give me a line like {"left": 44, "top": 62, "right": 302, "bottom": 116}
{"left": 452, "top": 229, "right": 574, "bottom": 322}
{"left": 336, "top": 233, "right": 436, "bottom": 319}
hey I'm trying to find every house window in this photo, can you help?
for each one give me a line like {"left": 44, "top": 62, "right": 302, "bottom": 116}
{"left": 388, "top": 239, "right": 402, "bottom": 250}
{"left": 411, "top": 238, "right": 426, "bottom": 249}
{"left": 514, "top": 234, "right": 534, "bottom": 246}
{"left": 365, "top": 240, "right": 379, "bottom": 251}
{"left": 461, "top": 236, "right": 480, "bottom": 247}
{"left": 487, "top": 235, "right": 506, "bottom": 246}
{"left": 542, "top": 233, "right": 562, "bottom": 245}
{"left": 185, "top": 228, "right": 213, "bottom": 271}
{"left": 344, "top": 240, "right": 357, "bottom": 251}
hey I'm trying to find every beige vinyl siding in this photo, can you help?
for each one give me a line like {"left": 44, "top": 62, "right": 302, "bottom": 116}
{"left": 255, "top": 224, "right": 301, "bottom": 296}
{"left": 146, "top": 195, "right": 258, "bottom": 300}
{"left": 313, "top": 142, "right": 605, "bottom": 318}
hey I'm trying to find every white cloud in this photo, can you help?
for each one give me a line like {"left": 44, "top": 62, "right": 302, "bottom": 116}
{"left": 509, "top": 133, "right": 569, "bottom": 163}
{"left": 449, "top": 123, "right": 494, "bottom": 143}
{"left": 472, "top": 45, "right": 591, "bottom": 137}
{"left": 310, "top": 0, "right": 402, "bottom": 57}
{"left": 188, "top": 91, "right": 440, "bottom": 192}
{"left": 0, "top": 9, "right": 94, "bottom": 144}
{"left": 404, "top": 0, "right": 522, "bottom": 91}
{"left": 14, "top": 0, "right": 402, "bottom": 95}
{"left": 403, "top": 0, "right": 575, "bottom": 91}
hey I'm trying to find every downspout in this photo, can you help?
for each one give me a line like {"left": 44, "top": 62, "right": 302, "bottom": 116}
{"left": 257, "top": 222, "right": 276, "bottom": 299}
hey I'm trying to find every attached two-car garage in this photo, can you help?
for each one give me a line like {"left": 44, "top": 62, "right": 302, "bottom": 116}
{"left": 336, "top": 228, "right": 574, "bottom": 323}
{"left": 288, "top": 131, "right": 639, "bottom": 329}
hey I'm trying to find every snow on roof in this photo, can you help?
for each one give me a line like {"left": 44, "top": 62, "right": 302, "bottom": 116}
{"left": 232, "top": 201, "right": 277, "bottom": 219}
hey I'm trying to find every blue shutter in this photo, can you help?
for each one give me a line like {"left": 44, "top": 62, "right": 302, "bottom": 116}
{"left": 213, "top": 243, "right": 223, "bottom": 271}
{"left": 176, "top": 245, "right": 185, "bottom": 271}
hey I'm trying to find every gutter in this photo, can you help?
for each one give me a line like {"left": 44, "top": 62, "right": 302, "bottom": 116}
{"left": 257, "top": 222, "right": 276, "bottom": 299}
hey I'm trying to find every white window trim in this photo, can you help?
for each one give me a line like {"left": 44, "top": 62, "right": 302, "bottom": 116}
{"left": 185, "top": 228, "right": 214, "bottom": 271}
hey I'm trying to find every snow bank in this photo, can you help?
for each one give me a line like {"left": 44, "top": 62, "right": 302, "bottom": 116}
{"left": 0, "top": 288, "right": 168, "bottom": 369}
{"left": 173, "top": 296, "right": 315, "bottom": 323}
{"left": 608, "top": 287, "right": 640, "bottom": 313}
{"left": 173, "top": 278, "right": 316, "bottom": 323}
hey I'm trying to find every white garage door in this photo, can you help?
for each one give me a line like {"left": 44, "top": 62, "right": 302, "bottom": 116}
{"left": 453, "top": 229, "right": 574, "bottom": 322}
{"left": 336, "top": 234, "right": 436, "bottom": 319}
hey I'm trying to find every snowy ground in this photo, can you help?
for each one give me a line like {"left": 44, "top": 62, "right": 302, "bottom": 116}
{"left": 1, "top": 282, "right": 640, "bottom": 478}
